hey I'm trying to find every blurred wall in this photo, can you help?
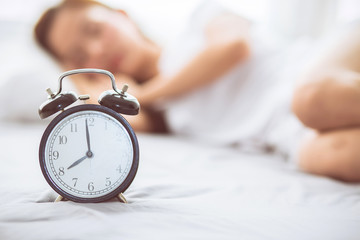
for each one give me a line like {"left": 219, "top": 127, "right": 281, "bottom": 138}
{"left": 0, "top": 0, "right": 359, "bottom": 86}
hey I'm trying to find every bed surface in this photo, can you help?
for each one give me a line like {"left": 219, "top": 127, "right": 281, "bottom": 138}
{"left": 1, "top": 1, "right": 360, "bottom": 238}
{"left": 1, "top": 122, "right": 360, "bottom": 240}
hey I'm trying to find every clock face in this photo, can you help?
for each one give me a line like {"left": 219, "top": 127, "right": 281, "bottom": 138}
{"left": 39, "top": 105, "right": 139, "bottom": 202}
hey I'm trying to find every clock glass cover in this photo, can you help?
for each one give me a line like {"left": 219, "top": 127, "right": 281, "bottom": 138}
{"left": 42, "top": 108, "right": 135, "bottom": 201}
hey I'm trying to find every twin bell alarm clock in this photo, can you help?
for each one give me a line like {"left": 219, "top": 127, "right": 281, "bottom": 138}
{"left": 38, "top": 69, "right": 140, "bottom": 203}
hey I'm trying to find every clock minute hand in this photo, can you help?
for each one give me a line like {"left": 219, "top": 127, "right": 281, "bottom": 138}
{"left": 67, "top": 155, "right": 87, "bottom": 170}
{"left": 85, "top": 119, "right": 91, "bottom": 152}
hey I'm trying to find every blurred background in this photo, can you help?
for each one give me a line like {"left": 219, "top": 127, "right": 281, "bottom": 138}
{"left": 0, "top": 0, "right": 359, "bottom": 121}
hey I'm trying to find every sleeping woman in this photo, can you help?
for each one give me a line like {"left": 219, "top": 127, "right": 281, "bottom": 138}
{"left": 34, "top": 0, "right": 360, "bottom": 182}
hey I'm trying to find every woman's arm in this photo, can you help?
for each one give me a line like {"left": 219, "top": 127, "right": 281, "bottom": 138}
{"left": 292, "top": 25, "right": 360, "bottom": 131}
{"left": 138, "top": 13, "right": 251, "bottom": 106}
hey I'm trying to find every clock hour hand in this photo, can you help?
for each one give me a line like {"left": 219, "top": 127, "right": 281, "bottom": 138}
{"left": 68, "top": 120, "right": 94, "bottom": 171}
{"left": 67, "top": 155, "right": 87, "bottom": 170}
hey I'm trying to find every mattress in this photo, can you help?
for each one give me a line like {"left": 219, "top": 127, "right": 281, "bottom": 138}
{"left": 0, "top": 122, "right": 360, "bottom": 240}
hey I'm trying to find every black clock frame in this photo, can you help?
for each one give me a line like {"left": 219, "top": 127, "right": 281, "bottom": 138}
{"left": 39, "top": 104, "right": 139, "bottom": 203}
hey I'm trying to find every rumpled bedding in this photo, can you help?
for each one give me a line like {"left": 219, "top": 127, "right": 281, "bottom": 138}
{"left": 1, "top": 122, "right": 360, "bottom": 240}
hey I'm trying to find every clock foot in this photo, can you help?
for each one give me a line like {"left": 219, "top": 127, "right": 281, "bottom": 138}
{"left": 117, "top": 193, "right": 127, "bottom": 203}
{"left": 54, "top": 195, "right": 65, "bottom": 202}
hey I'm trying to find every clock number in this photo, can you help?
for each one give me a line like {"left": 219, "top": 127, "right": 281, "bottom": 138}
{"left": 52, "top": 151, "right": 59, "bottom": 160}
{"left": 71, "top": 123, "right": 78, "bottom": 132}
{"left": 116, "top": 165, "right": 122, "bottom": 173}
{"left": 88, "top": 182, "right": 94, "bottom": 191}
{"left": 88, "top": 118, "right": 95, "bottom": 126}
{"left": 72, "top": 178, "right": 78, "bottom": 187}
{"left": 104, "top": 122, "right": 107, "bottom": 130}
{"left": 59, "top": 136, "right": 67, "bottom": 145}
{"left": 105, "top": 177, "right": 111, "bottom": 187}
{"left": 59, "top": 167, "right": 65, "bottom": 176}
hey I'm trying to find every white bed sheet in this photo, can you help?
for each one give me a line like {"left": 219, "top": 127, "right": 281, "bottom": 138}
{"left": 0, "top": 122, "right": 360, "bottom": 240}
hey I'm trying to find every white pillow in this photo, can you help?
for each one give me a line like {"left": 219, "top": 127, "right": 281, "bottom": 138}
{"left": 0, "top": 20, "right": 76, "bottom": 122}
{"left": 0, "top": 68, "right": 62, "bottom": 122}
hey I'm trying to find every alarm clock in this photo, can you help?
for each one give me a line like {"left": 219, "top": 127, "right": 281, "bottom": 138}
{"left": 38, "top": 69, "right": 140, "bottom": 203}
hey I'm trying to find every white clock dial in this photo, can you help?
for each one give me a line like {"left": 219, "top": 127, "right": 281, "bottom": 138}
{"left": 44, "top": 110, "right": 134, "bottom": 199}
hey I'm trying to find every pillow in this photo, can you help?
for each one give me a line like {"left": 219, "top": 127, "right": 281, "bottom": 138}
{"left": 0, "top": 67, "right": 64, "bottom": 122}
{"left": 0, "top": 20, "right": 75, "bottom": 123}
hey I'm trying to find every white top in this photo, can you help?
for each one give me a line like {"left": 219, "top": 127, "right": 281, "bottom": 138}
{"left": 158, "top": 1, "right": 313, "bottom": 157}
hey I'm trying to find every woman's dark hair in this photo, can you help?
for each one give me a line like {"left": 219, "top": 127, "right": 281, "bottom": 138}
{"left": 34, "top": 0, "right": 110, "bottom": 59}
